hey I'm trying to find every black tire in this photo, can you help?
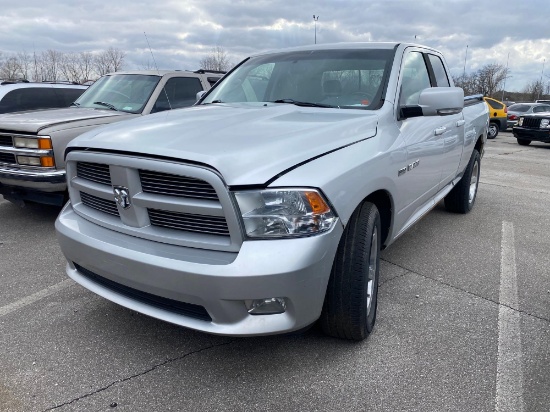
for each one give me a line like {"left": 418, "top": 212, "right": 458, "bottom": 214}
{"left": 488, "top": 122, "right": 499, "bottom": 139}
{"left": 320, "top": 202, "right": 381, "bottom": 341}
{"left": 444, "top": 149, "right": 480, "bottom": 214}
{"left": 517, "top": 138, "right": 531, "bottom": 146}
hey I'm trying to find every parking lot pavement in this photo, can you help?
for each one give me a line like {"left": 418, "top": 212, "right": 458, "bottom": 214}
{"left": 0, "top": 131, "right": 549, "bottom": 411}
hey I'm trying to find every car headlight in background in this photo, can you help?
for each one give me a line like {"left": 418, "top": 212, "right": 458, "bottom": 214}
{"left": 13, "top": 136, "right": 52, "bottom": 149}
{"left": 13, "top": 136, "right": 55, "bottom": 167}
{"left": 234, "top": 188, "right": 337, "bottom": 238}
{"left": 540, "top": 119, "right": 550, "bottom": 128}
{"left": 518, "top": 117, "right": 523, "bottom": 126}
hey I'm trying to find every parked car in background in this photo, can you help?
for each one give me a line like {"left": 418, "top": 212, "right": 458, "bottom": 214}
{"left": 484, "top": 96, "right": 507, "bottom": 138}
{"left": 507, "top": 102, "right": 550, "bottom": 129}
{"left": 0, "top": 70, "right": 224, "bottom": 206}
{"left": 513, "top": 111, "right": 550, "bottom": 146}
{"left": 0, "top": 81, "right": 87, "bottom": 114}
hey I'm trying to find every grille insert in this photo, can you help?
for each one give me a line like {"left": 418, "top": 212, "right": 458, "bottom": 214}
{"left": 0, "top": 152, "right": 16, "bottom": 164}
{"left": 0, "top": 135, "right": 12, "bottom": 147}
{"left": 522, "top": 117, "right": 542, "bottom": 128}
{"left": 80, "top": 192, "right": 119, "bottom": 216}
{"left": 139, "top": 170, "right": 218, "bottom": 200}
{"left": 74, "top": 263, "right": 212, "bottom": 322}
{"left": 148, "top": 209, "right": 230, "bottom": 236}
{"left": 77, "top": 162, "right": 112, "bottom": 185}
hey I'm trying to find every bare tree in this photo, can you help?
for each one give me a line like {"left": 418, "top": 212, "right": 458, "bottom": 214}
{"left": 453, "top": 63, "right": 508, "bottom": 98}
{"left": 95, "top": 47, "right": 125, "bottom": 76}
{"left": 523, "top": 79, "right": 545, "bottom": 101}
{"left": 60, "top": 52, "right": 96, "bottom": 83}
{"left": 39, "top": 49, "right": 64, "bottom": 81}
{"left": 0, "top": 55, "right": 23, "bottom": 80}
{"left": 199, "top": 46, "right": 232, "bottom": 72}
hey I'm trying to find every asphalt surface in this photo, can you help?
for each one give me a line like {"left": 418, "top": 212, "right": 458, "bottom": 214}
{"left": 1, "top": 131, "right": 549, "bottom": 411}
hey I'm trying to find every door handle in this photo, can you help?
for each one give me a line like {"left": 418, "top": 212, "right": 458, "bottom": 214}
{"left": 456, "top": 120, "right": 466, "bottom": 127}
{"left": 434, "top": 127, "right": 447, "bottom": 136}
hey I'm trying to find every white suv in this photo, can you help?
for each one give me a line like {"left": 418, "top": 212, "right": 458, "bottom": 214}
{"left": 0, "top": 81, "right": 88, "bottom": 114}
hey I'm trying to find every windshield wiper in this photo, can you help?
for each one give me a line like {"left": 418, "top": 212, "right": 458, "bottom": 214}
{"left": 93, "top": 101, "right": 118, "bottom": 111}
{"left": 70, "top": 102, "right": 80, "bottom": 107}
{"left": 272, "top": 99, "right": 333, "bottom": 108}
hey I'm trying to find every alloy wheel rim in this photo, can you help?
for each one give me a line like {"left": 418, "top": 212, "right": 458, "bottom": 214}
{"left": 366, "top": 227, "right": 378, "bottom": 316}
{"left": 469, "top": 159, "right": 479, "bottom": 204}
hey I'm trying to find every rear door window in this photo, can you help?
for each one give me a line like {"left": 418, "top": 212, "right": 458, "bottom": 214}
{"left": 485, "top": 99, "right": 504, "bottom": 110}
{"left": 427, "top": 54, "right": 450, "bottom": 87}
{"left": 55, "top": 88, "right": 86, "bottom": 106}
{"left": 0, "top": 88, "right": 60, "bottom": 113}
{"left": 152, "top": 77, "right": 204, "bottom": 113}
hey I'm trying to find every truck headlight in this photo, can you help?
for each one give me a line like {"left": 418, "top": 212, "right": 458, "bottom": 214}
{"left": 234, "top": 188, "right": 337, "bottom": 238}
{"left": 540, "top": 119, "right": 550, "bottom": 128}
{"left": 13, "top": 136, "right": 52, "bottom": 149}
{"left": 518, "top": 117, "right": 523, "bottom": 126}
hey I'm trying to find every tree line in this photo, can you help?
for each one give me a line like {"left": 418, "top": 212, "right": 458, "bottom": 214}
{"left": 452, "top": 62, "right": 550, "bottom": 102}
{"left": 0, "top": 47, "right": 126, "bottom": 84}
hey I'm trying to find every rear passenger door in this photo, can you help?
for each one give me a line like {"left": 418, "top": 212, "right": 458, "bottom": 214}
{"left": 426, "top": 53, "right": 464, "bottom": 190}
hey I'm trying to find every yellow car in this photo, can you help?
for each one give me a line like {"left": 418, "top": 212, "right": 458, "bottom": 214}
{"left": 484, "top": 97, "right": 507, "bottom": 138}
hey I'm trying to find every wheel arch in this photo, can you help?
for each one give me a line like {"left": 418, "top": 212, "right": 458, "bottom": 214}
{"left": 360, "top": 189, "right": 393, "bottom": 249}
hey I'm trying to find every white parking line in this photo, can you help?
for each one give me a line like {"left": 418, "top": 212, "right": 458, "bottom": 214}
{"left": 0, "top": 279, "right": 73, "bottom": 318}
{"left": 495, "top": 221, "right": 524, "bottom": 412}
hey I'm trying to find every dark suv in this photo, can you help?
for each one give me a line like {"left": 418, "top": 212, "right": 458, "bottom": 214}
{"left": 0, "top": 81, "right": 87, "bottom": 114}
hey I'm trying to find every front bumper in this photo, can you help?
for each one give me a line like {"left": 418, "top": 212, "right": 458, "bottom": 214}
{"left": 512, "top": 127, "right": 550, "bottom": 142}
{"left": 0, "top": 167, "right": 67, "bottom": 205}
{"left": 55, "top": 204, "right": 343, "bottom": 336}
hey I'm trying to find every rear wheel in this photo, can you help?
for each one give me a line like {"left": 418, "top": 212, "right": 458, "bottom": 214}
{"left": 517, "top": 138, "right": 531, "bottom": 146}
{"left": 444, "top": 149, "right": 480, "bottom": 214}
{"left": 488, "top": 122, "right": 499, "bottom": 139}
{"left": 320, "top": 202, "right": 381, "bottom": 341}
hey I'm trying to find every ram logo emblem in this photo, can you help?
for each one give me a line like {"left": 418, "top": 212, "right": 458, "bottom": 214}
{"left": 113, "top": 186, "right": 131, "bottom": 209}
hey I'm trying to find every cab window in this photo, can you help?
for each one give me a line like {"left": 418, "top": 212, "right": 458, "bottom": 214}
{"left": 152, "top": 77, "right": 204, "bottom": 113}
{"left": 399, "top": 52, "right": 431, "bottom": 106}
{"left": 427, "top": 54, "right": 450, "bottom": 87}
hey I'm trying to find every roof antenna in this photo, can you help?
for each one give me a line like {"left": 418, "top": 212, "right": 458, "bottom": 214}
{"left": 144, "top": 31, "right": 171, "bottom": 110}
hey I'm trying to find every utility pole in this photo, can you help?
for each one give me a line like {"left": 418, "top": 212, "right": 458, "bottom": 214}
{"left": 462, "top": 45, "right": 468, "bottom": 79}
{"left": 313, "top": 15, "right": 319, "bottom": 44}
{"left": 538, "top": 58, "right": 545, "bottom": 100}
{"left": 501, "top": 51, "right": 510, "bottom": 102}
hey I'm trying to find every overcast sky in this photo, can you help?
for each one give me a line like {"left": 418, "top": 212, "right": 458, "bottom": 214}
{"left": 1, "top": 0, "right": 548, "bottom": 92}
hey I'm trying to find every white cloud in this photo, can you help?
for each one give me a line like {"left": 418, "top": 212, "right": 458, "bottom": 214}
{"left": 0, "top": 0, "right": 548, "bottom": 91}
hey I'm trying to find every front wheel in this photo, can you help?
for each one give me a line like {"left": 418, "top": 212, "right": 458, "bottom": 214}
{"left": 444, "top": 149, "right": 480, "bottom": 214}
{"left": 488, "top": 122, "right": 499, "bottom": 139}
{"left": 517, "top": 138, "right": 531, "bottom": 146}
{"left": 320, "top": 202, "right": 381, "bottom": 341}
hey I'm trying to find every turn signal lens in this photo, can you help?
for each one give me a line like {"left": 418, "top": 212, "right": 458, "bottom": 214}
{"left": 38, "top": 138, "right": 53, "bottom": 150}
{"left": 40, "top": 156, "right": 55, "bottom": 167}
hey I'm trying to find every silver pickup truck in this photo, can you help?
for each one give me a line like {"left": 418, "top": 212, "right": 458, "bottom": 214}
{"left": 56, "top": 43, "right": 488, "bottom": 340}
{"left": 0, "top": 70, "right": 224, "bottom": 206}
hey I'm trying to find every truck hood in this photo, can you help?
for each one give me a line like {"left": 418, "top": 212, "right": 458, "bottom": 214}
{"left": 0, "top": 107, "right": 129, "bottom": 134}
{"left": 70, "top": 103, "right": 379, "bottom": 185}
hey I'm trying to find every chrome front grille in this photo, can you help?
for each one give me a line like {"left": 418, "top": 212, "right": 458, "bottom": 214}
{"left": 139, "top": 170, "right": 218, "bottom": 200}
{"left": 0, "top": 153, "right": 16, "bottom": 164}
{"left": 77, "top": 162, "right": 112, "bottom": 185}
{"left": 148, "top": 209, "right": 230, "bottom": 236}
{"left": 69, "top": 154, "right": 242, "bottom": 252}
{"left": 522, "top": 117, "right": 542, "bottom": 128}
{"left": 80, "top": 192, "right": 120, "bottom": 216}
{"left": 0, "top": 135, "right": 12, "bottom": 147}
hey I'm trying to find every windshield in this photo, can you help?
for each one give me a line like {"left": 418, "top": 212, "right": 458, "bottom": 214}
{"left": 202, "top": 48, "right": 395, "bottom": 110}
{"left": 74, "top": 74, "right": 160, "bottom": 113}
